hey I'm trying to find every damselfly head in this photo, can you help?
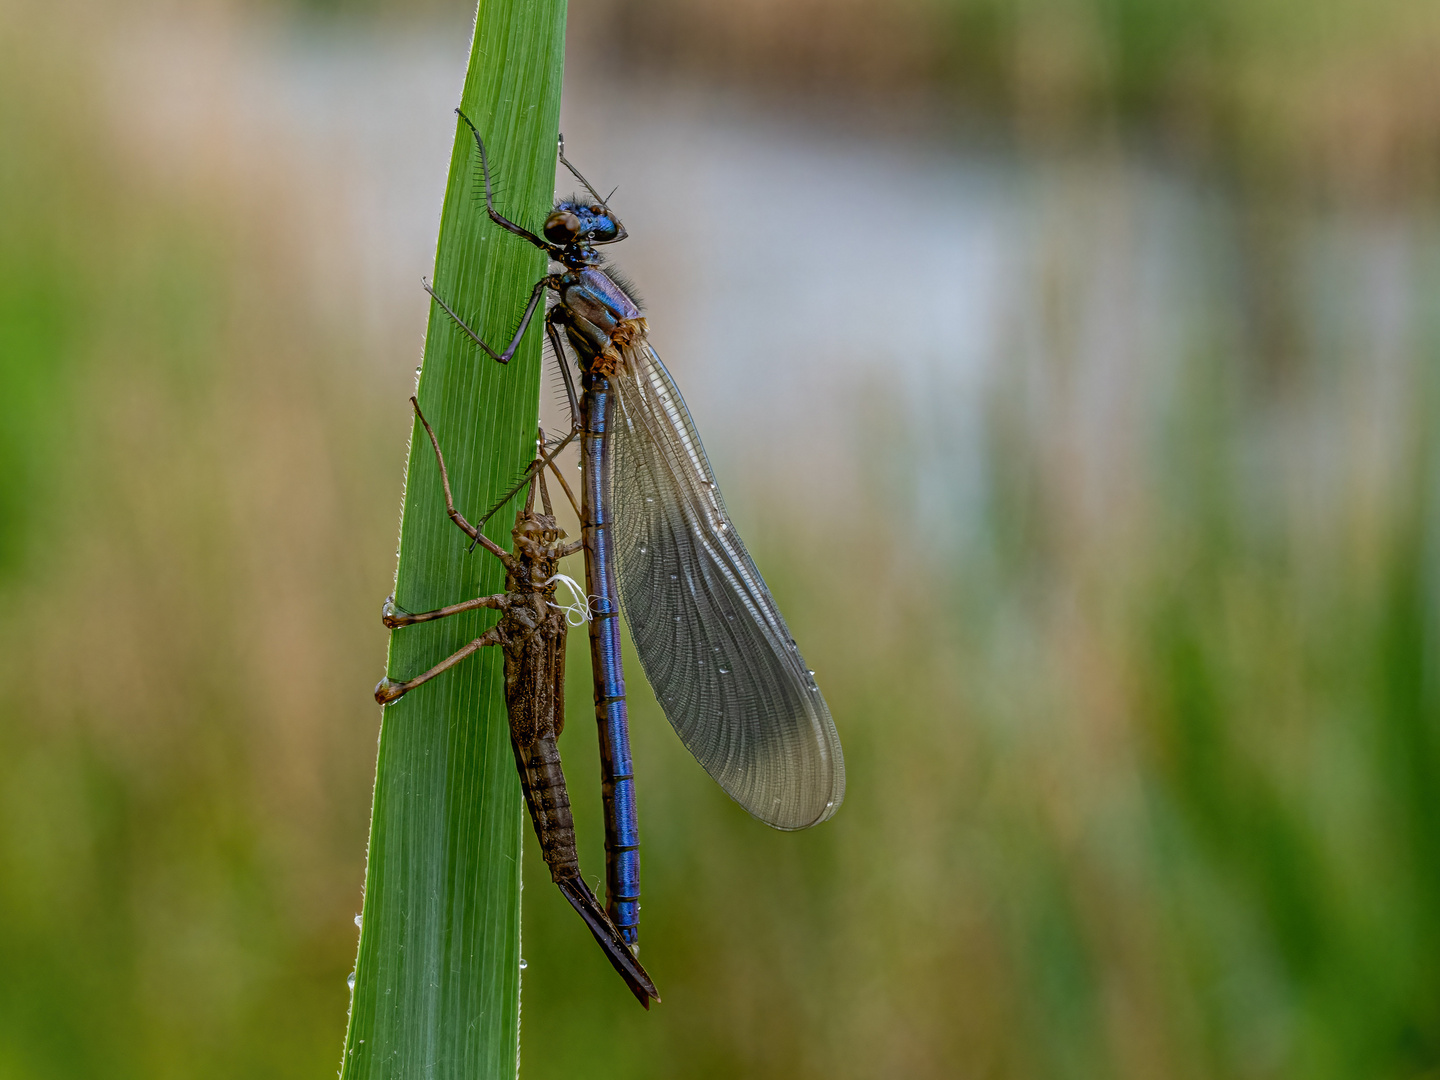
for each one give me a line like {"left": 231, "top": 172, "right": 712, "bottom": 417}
{"left": 545, "top": 199, "right": 625, "bottom": 245}
{"left": 514, "top": 511, "right": 562, "bottom": 547}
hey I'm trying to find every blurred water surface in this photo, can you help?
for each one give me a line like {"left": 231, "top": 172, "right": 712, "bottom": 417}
{"left": 1, "top": 4, "right": 1438, "bottom": 1079}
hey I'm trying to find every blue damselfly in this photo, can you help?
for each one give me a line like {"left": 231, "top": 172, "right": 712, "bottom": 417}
{"left": 408, "top": 108, "right": 846, "bottom": 953}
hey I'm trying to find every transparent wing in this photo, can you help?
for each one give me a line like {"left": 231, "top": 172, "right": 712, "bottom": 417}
{"left": 610, "top": 340, "right": 844, "bottom": 829}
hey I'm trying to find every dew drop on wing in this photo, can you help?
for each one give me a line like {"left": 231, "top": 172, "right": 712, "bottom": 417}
{"left": 519, "top": 958, "right": 528, "bottom": 970}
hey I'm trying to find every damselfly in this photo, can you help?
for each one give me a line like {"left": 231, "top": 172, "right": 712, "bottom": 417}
{"left": 376, "top": 402, "right": 659, "bottom": 1008}
{"left": 420, "top": 109, "right": 846, "bottom": 948}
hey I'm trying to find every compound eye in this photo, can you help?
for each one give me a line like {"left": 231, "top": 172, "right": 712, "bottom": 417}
{"left": 543, "top": 210, "right": 581, "bottom": 243}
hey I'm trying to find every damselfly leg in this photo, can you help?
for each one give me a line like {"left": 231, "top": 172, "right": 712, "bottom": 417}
{"left": 456, "top": 109, "right": 565, "bottom": 253}
{"left": 420, "top": 291, "right": 584, "bottom": 528}
{"left": 374, "top": 399, "right": 656, "bottom": 1007}
{"left": 423, "top": 273, "right": 558, "bottom": 366}
{"left": 373, "top": 402, "right": 580, "bottom": 707}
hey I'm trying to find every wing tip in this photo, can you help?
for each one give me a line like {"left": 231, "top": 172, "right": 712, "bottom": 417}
{"left": 752, "top": 773, "right": 846, "bottom": 831}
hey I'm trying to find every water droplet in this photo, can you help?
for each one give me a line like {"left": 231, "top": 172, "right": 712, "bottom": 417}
{"left": 347, "top": 971, "right": 356, "bottom": 991}
{"left": 519, "top": 958, "right": 528, "bottom": 970}
{"left": 645, "top": 496, "right": 654, "bottom": 503}
{"left": 638, "top": 545, "right": 647, "bottom": 555}
{"left": 718, "top": 522, "right": 729, "bottom": 531}
{"left": 808, "top": 670, "right": 816, "bottom": 676}
{"left": 669, "top": 574, "right": 678, "bottom": 581}
{"left": 354, "top": 914, "right": 362, "bottom": 929}
{"left": 718, "top": 666, "right": 730, "bottom": 675}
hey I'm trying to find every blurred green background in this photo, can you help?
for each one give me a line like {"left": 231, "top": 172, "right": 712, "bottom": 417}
{"left": 2, "top": 0, "right": 1438, "bottom": 1076}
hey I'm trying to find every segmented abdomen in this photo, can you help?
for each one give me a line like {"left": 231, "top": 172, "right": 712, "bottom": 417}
{"left": 504, "top": 614, "right": 580, "bottom": 884}
{"left": 512, "top": 730, "right": 580, "bottom": 883}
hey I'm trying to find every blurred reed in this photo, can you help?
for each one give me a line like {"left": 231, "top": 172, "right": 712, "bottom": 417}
{"left": 0, "top": 3, "right": 400, "bottom": 1076}
{"left": 278, "top": 0, "right": 1440, "bottom": 200}
{"left": 568, "top": 0, "right": 1440, "bottom": 197}
{"left": 513, "top": 167, "right": 1440, "bottom": 1080}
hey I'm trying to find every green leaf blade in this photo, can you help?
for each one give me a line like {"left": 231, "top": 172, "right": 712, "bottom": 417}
{"left": 342, "top": 2, "right": 567, "bottom": 1077}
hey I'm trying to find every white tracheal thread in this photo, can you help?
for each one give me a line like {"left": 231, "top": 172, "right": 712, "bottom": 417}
{"left": 544, "top": 573, "right": 596, "bottom": 626}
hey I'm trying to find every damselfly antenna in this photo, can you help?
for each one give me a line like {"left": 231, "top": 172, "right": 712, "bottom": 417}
{"left": 558, "top": 133, "right": 627, "bottom": 241}
{"left": 558, "top": 134, "right": 605, "bottom": 205}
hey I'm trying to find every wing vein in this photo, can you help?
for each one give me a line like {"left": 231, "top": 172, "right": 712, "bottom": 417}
{"left": 608, "top": 340, "right": 844, "bottom": 829}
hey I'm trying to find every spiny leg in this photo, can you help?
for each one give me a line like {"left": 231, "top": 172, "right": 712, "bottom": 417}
{"left": 476, "top": 426, "right": 579, "bottom": 532}
{"left": 534, "top": 428, "right": 555, "bottom": 518}
{"left": 541, "top": 308, "right": 586, "bottom": 544}
{"left": 522, "top": 429, "right": 542, "bottom": 520}
{"left": 424, "top": 273, "right": 557, "bottom": 366}
{"left": 382, "top": 592, "right": 505, "bottom": 629}
{"left": 545, "top": 306, "right": 583, "bottom": 430}
{"left": 455, "top": 109, "right": 559, "bottom": 253}
{"left": 532, "top": 438, "right": 583, "bottom": 559}
{"left": 375, "top": 624, "right": 503, "bottom": 705}
{"left": 549, "top": 461, "right": 582, "bottom": 523}
{"left": 409, "top": 396, "right": 509, "bottom": 561}
{"left": 550, "top": 452, "right": 585, "bottom": 560}
{"left": 374, "top": 398, "right": 511, "bottom": 702}
{"left": 473, "top": 307, "right": 585, "bottom": 529}
{"left": 435, "top": 310, "right": 582, "bottom": 534}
